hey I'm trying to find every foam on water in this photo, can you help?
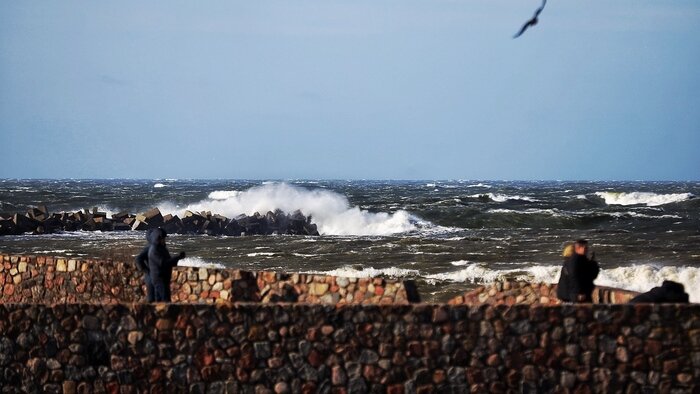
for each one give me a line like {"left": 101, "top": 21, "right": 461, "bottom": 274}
{"left": 469, "top": 193, "right": 538, "bottom": 202}
{"left": 595, "top": 191, "right": 694, "bottom": 206}
{"left": 596, "top": 264, "right": 700, "bottom": 303}
{"left": 178, "top": 257, "right": 225, "bottom": 269}
{"left": 422, "top": 262, "right": 700, "bottom": 303}
{"left": 305, "top": 265, "right": 420, "bottom": 279}
{"left": 178, "top": 183, "right": 420, "bottom": 236}
{"left": 153, "top": 183, "right": 167, "bottom": 188}
{"left": 424, "top": 263, "right": 561, "bottom": 285}
{"left": 487, "top": 208, "right": 564, "bottom": 216}
{"left": 467, "top": 183, "right": 492, "bottom": 188}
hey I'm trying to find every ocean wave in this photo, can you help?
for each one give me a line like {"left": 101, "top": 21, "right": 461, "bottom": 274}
{"left": 424, "top": 263, "right": 561, "bottom": 285}
{"left": 595, "top": 191, "right": 694, "bottom": 206}
{"left": 246, "top": 252, "right": 276, "bottom": 257}
{"left": 422, "top": 262, "right": 700, "bottom": 303}
{"left": 469, "top": 193, "right": 538, "bottom": 203}
{"left": 467, "top": 183, "right": 492, "bottom": 188}
{"left": 304, "top": 265, "right": 421, "bottom": 279}
{"left": 607, "top": 211, "right": 682, "bottom": 219}
{"left": 153, "top": 183, "right": 167, "bottom": 188}
{"left": 176, "top": 183, "right": 422, "bottom": 236}
{"left": 487, "top": 208, "right": 564, "bottom": 216}
{"left": 176, "top": 257, "right": 226, "bottom": 269}
{"left": 208, "top": 190, "right": 240, "bottom": 200}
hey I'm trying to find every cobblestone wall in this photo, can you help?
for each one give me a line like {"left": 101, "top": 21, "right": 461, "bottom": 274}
{"left": 448, "top": 281, "right": 640, "bottom": 306}
{"left": 0, "top": 254, "right": 417, "bottom": 305}
{"left": 0, "top": 303, "right": 698, "bottom": 393}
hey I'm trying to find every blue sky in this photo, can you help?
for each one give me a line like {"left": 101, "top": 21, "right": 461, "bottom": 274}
{"left": 1, "top": 1, "right": 699, "bottom": 180}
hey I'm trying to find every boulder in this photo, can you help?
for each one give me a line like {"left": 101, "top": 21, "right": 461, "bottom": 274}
{"left": 42, "top": 217, "right": 64, "bottom": 233}
{"left": 12, "top": 213, "right": 39, "bottom": 233}
{"left": 0, "top": 219, "right": 17, "bottom": 235}
{"left": 223, "top": 219, "right": 243, "bottom": 236}
{"left": 112, "top": 211, "right": 130, "bottom": 221}
{"left": 131, "top": 220, "right": 148, "bottom": 231}
{"left": 142, "top": 208, "right": 164, "bottom": 226}
{"left": 28, "top": 206, "right": 48, "bottom": 221}
{"left": 162, "top": 215, "right": 183, "bottom": 235}
{"left": 113, "top": 223, "right": 131, "bottom": 231}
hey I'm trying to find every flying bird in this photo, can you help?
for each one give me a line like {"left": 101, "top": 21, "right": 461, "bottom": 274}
{"left": 513, "top": 0, "right": 547, "bottom": 39}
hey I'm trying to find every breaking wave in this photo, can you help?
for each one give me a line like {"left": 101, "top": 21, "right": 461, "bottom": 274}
{"left": 178, "top": 257, "right": 226, "bottom": 269}
{"left": 177, "top": 183, "right": 423, "bottom": 236}
{"left": 469, "top": 193, "right": 538, "bottom": 202}
{"left": 595, "top": 191, "right": 694, "bottom": 206}
{"left": 304, "top": 265, "right": 421, "bottom": 279}
{"left": 422, "top": 262, "right": 700, "bottom": 303}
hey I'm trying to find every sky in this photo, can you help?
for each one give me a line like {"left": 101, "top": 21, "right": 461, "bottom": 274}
{"left": 1, "top": 1, "right": 699, "bottom": 180}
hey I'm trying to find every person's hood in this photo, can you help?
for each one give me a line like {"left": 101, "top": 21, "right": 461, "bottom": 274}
{"left": 146, "top": 228, "right": 167, "bottom": 244}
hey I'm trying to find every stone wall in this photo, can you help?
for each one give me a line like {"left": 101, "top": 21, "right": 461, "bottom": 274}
{"left": 0, "top": 303, "right": 698, "bottom": 393}
{"left": 2, "top": 254, "right": 699, "bottom": 392}
{"left": 448, "top": 281, "right": 640, "bottom": 306}
{"left": 0, "top": 254, "right": 418, "bottom": 305}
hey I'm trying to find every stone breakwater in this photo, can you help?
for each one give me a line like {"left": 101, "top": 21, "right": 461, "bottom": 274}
{"left": 0, "top": 206, "right": 320, "bottom": 236}
{"left": 0, "top": 303, "right": 698, "bottom": 393}
{"left": 0, "top": 254, "right": 418, "bottom": 305}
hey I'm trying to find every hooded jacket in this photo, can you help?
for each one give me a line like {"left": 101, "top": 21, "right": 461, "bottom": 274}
{"left": 135, "top": 228, "right": 183, "bottom": 301}
{"left": 145, "top": 228, "right": 182, "bottom": 281}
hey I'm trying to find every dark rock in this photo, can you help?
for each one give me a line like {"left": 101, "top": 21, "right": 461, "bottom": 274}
{"left": 13, "top": 213, "right": 39, "bottom": 233}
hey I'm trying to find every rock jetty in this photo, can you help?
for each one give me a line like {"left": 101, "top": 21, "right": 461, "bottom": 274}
{"left": 0, "top": 206, "right": 320, "bottom": 236}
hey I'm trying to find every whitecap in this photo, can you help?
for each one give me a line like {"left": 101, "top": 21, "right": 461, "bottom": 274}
{"left": 176, "top": 183, "right": 422, "bottom": 236}
{"left": 423, "top": 263, "right": 700, "bottom": 303}
{"left": 595, "top": 191, "right": 694, "bottom": 206}
{"left": 304, "top": 265, "right": 420, "bottom": 279}
{"left": 469, "top": 193, "right": 538, "bottom": 202}
{"left": 154, "top": 183, "right": 167, "bottom": 188}
{"left": 178, "top": 257, "right": 226, "bottom": 269}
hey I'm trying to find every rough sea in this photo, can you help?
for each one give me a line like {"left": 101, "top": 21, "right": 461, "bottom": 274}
{"left": 1, "top": 179, "right": 698, "bottom": 303}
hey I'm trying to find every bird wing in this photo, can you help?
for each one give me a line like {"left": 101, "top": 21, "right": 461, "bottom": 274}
{"left": 534, "top": 0, "right": 547, "bottom": 18}
{"left": 513, "top": 19, "right": 535, "bottom": 38}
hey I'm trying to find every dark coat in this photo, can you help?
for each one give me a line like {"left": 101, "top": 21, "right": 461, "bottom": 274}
{"left": 629, "top": 280, "right": 689, "bottom": 303}
{"left": 556, "top": 253, "right": 600, "bottom": 302}
{"left": 135, "top": 228, "right": 183, "bottom": 302}
{"left": 135, "top": 229, "right": 156, "bottom": 302}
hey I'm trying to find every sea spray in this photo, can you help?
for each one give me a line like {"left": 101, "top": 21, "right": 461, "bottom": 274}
{"left": 181, "top": 183, "right": 419, "bottom": 236}
{"left": 595, "top": 191, "right": 694, "bottom": 206}
{"left": 178, "top": 257, "right": 225, "bottom": 269}
{"left": 421, "top": 262, "right": 700, "bottom": 303}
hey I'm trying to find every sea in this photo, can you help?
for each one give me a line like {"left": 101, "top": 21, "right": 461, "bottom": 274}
{"left": 1, "top": 179, "right": 698, "bottom": 303}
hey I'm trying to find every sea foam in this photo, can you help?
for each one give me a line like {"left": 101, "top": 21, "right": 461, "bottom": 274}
{"left": 179, "top": 183, "right": 419, "bottom": 236}
{"left": 304, "top": 265, "right": 421, "bottom": 279}
{"left": 469, "top": 193, "right": 538, "bottom": 202}
{"left": 423, "top": 262, "right": 700, "bottom": 303}
{"left": 595, "top": 191, "right": 694, "bottom": 206}
{"left": 178, "top": 257, "right": 225, "bottom": 269}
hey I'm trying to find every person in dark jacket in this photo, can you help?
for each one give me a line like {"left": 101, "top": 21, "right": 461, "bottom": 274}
{"left": 135, "top": 228, "right": 185, "bottom": 302}
{"left": 556, "top": 239, "right": 600, "bottom": 302}
{"left": 629, "top": 280, "right": 689, "bottom": 303}
{"left": 135, "top": 229, "right": 156, "bottom": 302}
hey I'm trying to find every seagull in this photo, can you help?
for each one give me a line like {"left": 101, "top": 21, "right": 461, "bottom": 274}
{"left": 513, "top": 0, "right": 547, "bottom": 39}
